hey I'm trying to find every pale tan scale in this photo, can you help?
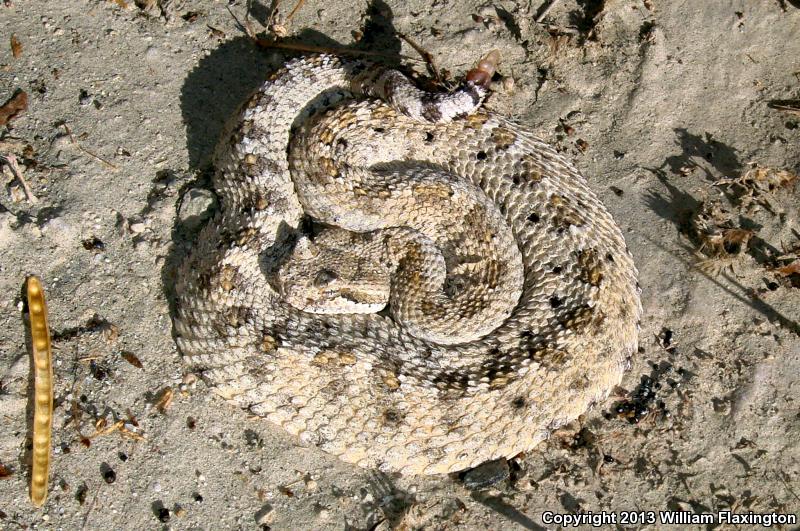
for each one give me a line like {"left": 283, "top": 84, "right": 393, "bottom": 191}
{"left": 173, "top": 53, "right": 641, "bottom": 475}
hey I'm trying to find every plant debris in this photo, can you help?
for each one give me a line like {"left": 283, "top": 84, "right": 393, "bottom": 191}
{"left": 1, "top": 154, "right": 38, "bottom": 203}
{"left": 10, "top": 35, "right": 22, "bottom": 58}
{"left": 0, "top": 90, "right": 28, "bottom": 126}
{"left": 690, "top": 198, "right": 754, "bottom": 273}
{"left": 715, "top": 166, "right": 798, "bottom": 211}
{"left": 154, "top": 387, "right": 174, "bottom": 413}
{"left": 120, "top": 351, "right": 144, "bottom": 368}
{"left": 767, "top": 99, "right": 800, "bottom": 117}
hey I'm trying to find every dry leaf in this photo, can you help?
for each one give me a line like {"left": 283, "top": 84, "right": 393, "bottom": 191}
{"left": 776, "top": 260, "right": 800, "bottom": 277}
{"left": 154, "top": 387, "right": 174, "bottom": 413}
{"left": 10, "top": 35, "right": 22, "bottom": 58}
{"left": 207, "top": 25, "right": 225, "bottom": 39}
{"left": 0, "top": 90, "right": 28, "bottom": 126}
{"left": 121, "top": 351, "right": 143, "bottom": 368}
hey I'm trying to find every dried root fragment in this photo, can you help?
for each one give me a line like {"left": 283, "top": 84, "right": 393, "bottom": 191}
{"left": 0, "top": 90, "right": 28, "bottom": 127}
{"left": 153, "top": 386, "right": 174, "bottom": 413}
{"left": 768, "top": 242, "right": 800, "bottom": 288}
{"left": 690, "top": 199, "right": 753, "bottom": 274}
{"left": 767, "top": 99, "right": 800, "bottom": 117}
{"left": 26, "top": 276, "right": 53, "bottom": 507}
{"left": 715, "top": 166, "right": 798, "bottom": 211}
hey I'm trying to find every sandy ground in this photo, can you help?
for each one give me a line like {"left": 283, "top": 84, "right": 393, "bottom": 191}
{"left": 1, "top": 0, "right": 799, "bottom": 529}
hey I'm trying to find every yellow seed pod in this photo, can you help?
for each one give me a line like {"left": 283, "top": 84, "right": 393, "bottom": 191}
{"left": 26, "top": 276, "right": 53, "bottom": 508}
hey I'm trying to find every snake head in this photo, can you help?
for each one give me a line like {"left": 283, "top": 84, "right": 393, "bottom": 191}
{"left": 277, "top": 231, "right": 391, "bottom": 314}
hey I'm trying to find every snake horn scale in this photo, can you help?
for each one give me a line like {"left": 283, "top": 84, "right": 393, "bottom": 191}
{"left": 174, "top": 50, "right": 641, "bottom": 475}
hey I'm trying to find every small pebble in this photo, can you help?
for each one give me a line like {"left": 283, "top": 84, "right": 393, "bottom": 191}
{"left": 50, "top": 134, "right": 72, "bottom": 151}
{"left": 178, "top": 188, "right": 216, "bottom": 226}
{"left": 79, "top": 89, "right": 92, "bottom": 106}
{"left": 157, "top": 507, "right": 170, "bottom": 523}
{"left": 102, "top": 467, "right": 116, "bottom": 484}
{"left": 461, "top": 458, "right": 510, "bottom": 490}
{"left": 254, "top": 503, "right": 275, "bottom": 525}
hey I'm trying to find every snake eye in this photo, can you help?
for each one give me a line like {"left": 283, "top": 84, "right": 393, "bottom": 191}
{"left": 313, "top": 269, "right": 338, "bottom": 287}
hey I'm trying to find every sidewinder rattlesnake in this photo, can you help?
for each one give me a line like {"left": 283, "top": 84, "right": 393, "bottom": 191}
{"left": 173, "top": 51, "right": 641, "bottom": 475}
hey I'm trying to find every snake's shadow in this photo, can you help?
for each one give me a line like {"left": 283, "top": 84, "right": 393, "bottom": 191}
{"left": 161, "top": 0, "right": 404, "bottom": 326}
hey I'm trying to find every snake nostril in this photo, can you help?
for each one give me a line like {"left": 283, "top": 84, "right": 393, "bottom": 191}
{"left": 314, "top": 269, "right": 338, "bottom": 286}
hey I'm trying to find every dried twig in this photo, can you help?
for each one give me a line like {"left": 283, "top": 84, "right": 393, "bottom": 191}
{"left": 1, "top": 154, "right": 38, "bottom": 203}
{"left": 60, "top": 123, "right": 118, "bottom": 170}
{"left": 284, "top": 0, "right": 306, "bottom": 24}
{"left": 228, "top": 3, "right": 255, "bottom": 38}
{"left": 397, "top": 32, "right": 441, "bottom": 81}
{"left": 536, "top": 0, "right": 562, "bottom": 23}
{"left": 79, "top": 486, "right": 100, "bottom": 531}
{"left": 767, "top": 99, "right": 800, "bottom": 117}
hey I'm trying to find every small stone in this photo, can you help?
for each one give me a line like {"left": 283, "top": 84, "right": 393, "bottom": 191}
{"left": 48, "top": 134, "right": 74, "bottom": 161}
{"left": 8, "top": 185, "right": 25, "bottom": 203}
{"left": 157, "top": 507, "right": 170, "bottom": 523}
{"left": 178, "top": 188, "right": 216, "bottom": 228}
{"left": 304, "top": 479, "right": 318, "bottom": 492}
{"left": 102, "top": 466, "right": 116, "bottom": 484}
{"left": 129, "top": 222, "right": 146, "bottom": 234}
{"left": 461, "top": 458, "right": 510, "bottom": 490}
{"left": 79, "top": 89, "right": 92, "bottom": 106}
{"left": 27, "top": 224, "right": 42, "bottom": 238}
{"left": 254, "top": 503, "right": 275, "bottom": 525}
{"left": 144, "top": 46, "right": 160, "bottom": 62}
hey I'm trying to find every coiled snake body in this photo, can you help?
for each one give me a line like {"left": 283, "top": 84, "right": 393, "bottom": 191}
{"left": 174, "top": 53, "right": 641, "bottom": 475}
